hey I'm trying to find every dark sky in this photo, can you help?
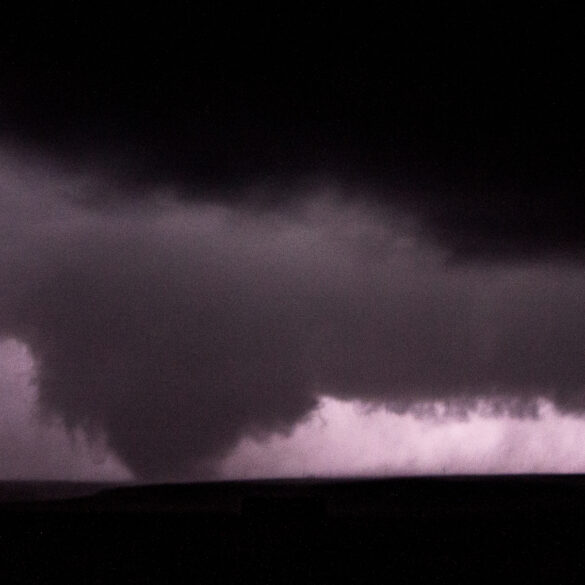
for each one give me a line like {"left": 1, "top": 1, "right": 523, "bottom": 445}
{"left": 2, "top": 4, "right": 585, "bottom": 481}
{"left": 2, "top": 3, "right": 584, "bottom": 256}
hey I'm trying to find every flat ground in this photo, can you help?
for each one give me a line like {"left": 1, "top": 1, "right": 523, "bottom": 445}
{"left": 2, "top": 475, "right": 585, "bottom": 583}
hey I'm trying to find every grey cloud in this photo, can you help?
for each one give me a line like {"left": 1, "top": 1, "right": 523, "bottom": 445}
{"left": 0, "top": 339, "right": 131, "bottom": 480}
{"left": 2, "top": 152, "right": 585, "bottom": 479}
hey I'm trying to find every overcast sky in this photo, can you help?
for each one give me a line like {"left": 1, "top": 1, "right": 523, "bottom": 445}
{"left": 1, "top": 5, "right": 585, "bottom": 481}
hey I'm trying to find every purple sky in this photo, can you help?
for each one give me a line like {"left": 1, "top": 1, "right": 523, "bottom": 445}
{"left": 2, "top": 148, "right": 585, "bottom": 481}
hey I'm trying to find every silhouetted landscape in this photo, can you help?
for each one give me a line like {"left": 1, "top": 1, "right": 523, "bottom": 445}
{"left": 3, "top": 475, "right": 585, "bottom": 582}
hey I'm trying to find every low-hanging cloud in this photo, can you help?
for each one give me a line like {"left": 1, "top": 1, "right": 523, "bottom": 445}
{"left": 0, "top": 338, "right": 131, "bottom": 480}
{"left": 2, "top": 149, "right": 585, "bottom": 480}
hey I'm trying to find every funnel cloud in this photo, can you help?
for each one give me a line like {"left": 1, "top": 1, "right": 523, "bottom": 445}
{"left": 1, "top": 151, "right": 585, "bottom": 479}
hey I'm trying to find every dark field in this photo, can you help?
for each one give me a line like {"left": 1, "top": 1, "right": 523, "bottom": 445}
{"left": 2, "top": 475, "right": 585, "bottom": 583}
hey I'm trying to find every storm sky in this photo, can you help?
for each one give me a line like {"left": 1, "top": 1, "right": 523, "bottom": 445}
{"left": 1, "top": 4, "right": 585, "bottom": 481}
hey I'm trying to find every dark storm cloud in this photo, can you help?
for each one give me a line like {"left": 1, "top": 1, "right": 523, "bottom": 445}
{"left": 3, "top": 5, "right": 585, "bottom": 258}
{"left": 2, "top": 150, "right": 585, "bottom": 479}
{"left": 0, "top": 338, "right": 131, "bottom": 480}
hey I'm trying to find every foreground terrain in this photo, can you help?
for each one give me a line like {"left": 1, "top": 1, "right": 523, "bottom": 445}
{"left": 2, "top": 475, "right": 585, "bottom": 583}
